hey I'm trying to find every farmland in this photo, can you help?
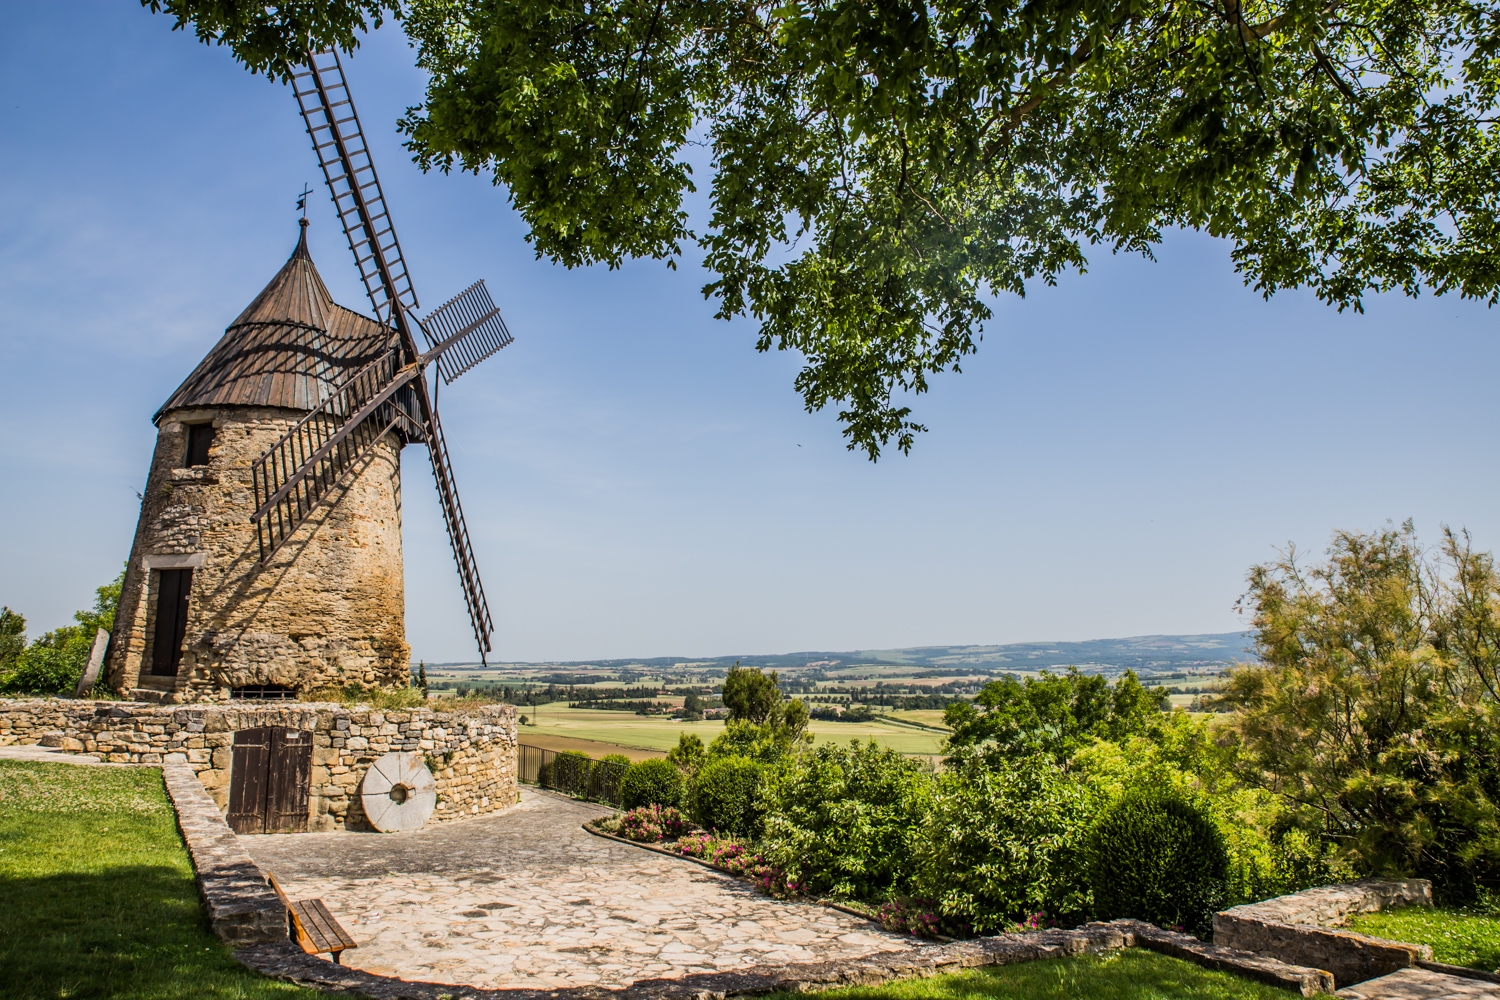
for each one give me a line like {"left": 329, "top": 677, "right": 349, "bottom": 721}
{"left": 516, "top": 702, "right": 948, "bottom": 756}
{"left": 415, "top": 635, "right": 1244, "bottom": 759}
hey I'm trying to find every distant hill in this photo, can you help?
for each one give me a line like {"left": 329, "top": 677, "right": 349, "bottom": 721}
{"left": 437, "top": 632, "right": 1256, "bottom": 676}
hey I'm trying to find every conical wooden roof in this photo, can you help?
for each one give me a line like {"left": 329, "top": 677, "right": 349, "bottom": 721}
{"left": 155, "top": 222, "right": 397, "bottom": 422}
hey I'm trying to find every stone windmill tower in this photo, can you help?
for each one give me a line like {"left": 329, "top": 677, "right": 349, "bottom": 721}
{"left": 106, "top": 51, "right": 513, "bottom": 702}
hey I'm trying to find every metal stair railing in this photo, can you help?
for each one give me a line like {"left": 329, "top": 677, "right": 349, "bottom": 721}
{"left": 250, "top": 349, "right": 419, "bottom": 562}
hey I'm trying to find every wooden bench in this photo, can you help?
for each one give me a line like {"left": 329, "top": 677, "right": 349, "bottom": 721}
{"left": 267, "top": 871, "right": 358, "bottom": 964}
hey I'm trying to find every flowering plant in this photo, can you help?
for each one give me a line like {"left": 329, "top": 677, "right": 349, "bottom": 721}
{"left": 618, "top": 804, "right": 689, "bottom": 842}
{"left": 675, "top": 832, "right": 796, "bottom": 897}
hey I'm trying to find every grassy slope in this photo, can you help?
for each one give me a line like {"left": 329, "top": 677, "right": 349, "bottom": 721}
{"left": 771, "top": 949, "right": 1324, "bottom": 1000}
{"left": 0, "top": 760, "right": 317, "bottom": 1000}
{"left": 1348, "top": 908, "right": 1500, "bottom": 971}
{"left": 520, "top": 703, "right": 947, "bottom": 755}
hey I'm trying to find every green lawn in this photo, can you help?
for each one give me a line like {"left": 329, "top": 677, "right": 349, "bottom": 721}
{"left": 770, "top": 949, "right": 1327, "bottom": 1000}
{"left": 1348, "top": 907, "right": 1500, "bottom": 971}
{"left": 0, "top": 760, "right": 318, "bottom": 1000}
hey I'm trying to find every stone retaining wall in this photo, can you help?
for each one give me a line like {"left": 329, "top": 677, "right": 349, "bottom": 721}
{"left": 233, "top": 918, "right": 1336, "bottom": 1000}
{"left": 1214, "top": 878, "right": 1434, "bottom": 988}
{"left": 161, "top": 762, "right": 287, "bottom": 944}
{"left": 0, "top": 697, "right": 517, "bottom": 831}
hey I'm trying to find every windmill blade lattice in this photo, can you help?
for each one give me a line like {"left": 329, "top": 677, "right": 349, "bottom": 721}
{"left": 291, "top": 51, "right": 418, "bottom": 328}
{"left": 420, "top": 281, "right": 514, "bottom": 385}
{"left": 252, "top": 48, "right": 504, "bottom": 662}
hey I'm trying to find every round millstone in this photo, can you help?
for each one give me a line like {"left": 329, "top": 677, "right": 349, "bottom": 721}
{"left": 361, "top": 752, "right": 437, "bottom": 832}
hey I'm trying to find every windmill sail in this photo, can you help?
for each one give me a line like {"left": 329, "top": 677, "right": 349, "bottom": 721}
{"left": 419, "top": 281, "right": 514, "bottom": 385}
{"left": 248, "top": 47, "right": 502, "bottom": 662}
{"left": 291, "top": 50, "right": 417, "bottom": 327}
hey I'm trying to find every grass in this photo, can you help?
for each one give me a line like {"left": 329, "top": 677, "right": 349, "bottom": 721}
{"left": 519, "top": 702, "right": 948, "bottom": 755}
{"left": 1348, "top": 906, "right": 1500, "bottom": 971}
{"left": 768, "top": 949, "right": 1325, "bottom": 1000}
{"left": 0, "top": 760, "right": 318, "bottom": 1000}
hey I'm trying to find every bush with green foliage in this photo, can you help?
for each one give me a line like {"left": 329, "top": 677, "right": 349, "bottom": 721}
{"left": 1071, "top": 713, "right": 1355, "bottom": 908}
{"left": 760, "top": 739, "right": 932, "bottom": 899}
{"left": 0, "top": 573, "right": 122, "bottom": 696}
{"left": 0, "top": 609, "right": 24, "bottom": 674}
{"left": 943, "top": 668, "right": 1168, "bottom": 759}
{"left": 621, "top": 757, "right": 684, "bottom": 809}
{"left": 548, "top": 750, "right": 594, "bottom": 797}
{"left": 913, "top": 747, "right": 1098, "bottom": 933}
{"left": 598, "top": 753, "right": 632, "bottom": 804}
{"left": 667, "top": 732, "right": 706, "bottom": 773}
{"left": 1086, "top": 789, "right": 1230, "bottom": 934}
{"left": 690, "top": 755, "right": 765, "bottom": 835}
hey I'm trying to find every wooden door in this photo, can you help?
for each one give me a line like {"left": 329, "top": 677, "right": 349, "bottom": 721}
{"left": 227, "top": 728, "right": 311, "bottom": 834}
{"left": 266, "top": 728, "right": 311, "bottom": 833}
{"left": 227, "top": 728, "right": 270, "bottom": 833}
{"left": 150, "top": 568, "right": 192, "bottom": 676}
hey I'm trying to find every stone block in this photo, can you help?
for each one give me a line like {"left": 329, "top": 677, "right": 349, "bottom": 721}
{"left": 1214, "top": 912, "right": 1432, "bottom": 988}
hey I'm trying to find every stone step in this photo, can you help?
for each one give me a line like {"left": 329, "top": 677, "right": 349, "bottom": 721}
{"left": 1337, "top": 968, "right": 1500, "bottom": 1000}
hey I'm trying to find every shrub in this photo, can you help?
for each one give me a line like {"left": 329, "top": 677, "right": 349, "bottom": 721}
{"left": 621, "top": 758, "right": 684, "bottom": 809}
{"left": 913, "top": 747, "right": 1098, "bottom": 934}
{"left": 1087, "top": 788, "right": 1229, "bottom": 934}
{"left": 667, "top": 732, "right": 706, "bottom": 773}
{"left": 759, "top": 739, "right": 933, "bottom": 899}
{"left": 876, "top": 898, "right": 948, "bottom": 938}
{"left": 690, "top": 755, "right": 764, "bottom": 835}
{"left": 619, "top": 804, "right": 688, "bottom": 842}
{"left": 550, "top": 751, "right": 593, "bottom": 796}
{"left": 598, "top": 753, "right": 632, "bottom": 804}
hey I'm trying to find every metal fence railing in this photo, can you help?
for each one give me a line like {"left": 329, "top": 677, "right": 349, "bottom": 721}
{"left": 517, "top": 744, "right": 628, "bottom": 807}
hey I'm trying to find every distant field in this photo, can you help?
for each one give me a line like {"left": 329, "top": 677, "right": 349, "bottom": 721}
{"left": 512, "top": 732, "right": 666, "bottom": 760}
{"left": 887, "top": 709, "right": 950, "bottom": 729}
{"left": 516, "top": 703, "right": 948, "bottom": 756}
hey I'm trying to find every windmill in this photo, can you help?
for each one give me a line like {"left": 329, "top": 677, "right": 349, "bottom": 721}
{"left": 250, "top": 49, "right": 511, "bottom": 663}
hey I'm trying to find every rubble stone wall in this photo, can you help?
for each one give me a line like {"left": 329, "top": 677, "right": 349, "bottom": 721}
{"left": 0, "top": 698, "right": 517, "bottom": 832}
{"left": 105, "top": 405, "right": 409, "bottom": 701}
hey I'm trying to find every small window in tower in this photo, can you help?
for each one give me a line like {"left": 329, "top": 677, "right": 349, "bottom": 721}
{"left": 185, "top": 423, "right": 214, "bottom": 467}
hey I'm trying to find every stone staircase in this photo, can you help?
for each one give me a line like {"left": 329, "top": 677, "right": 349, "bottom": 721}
{"left": 1212, "top": 880, "right": 1500, "bottom": 1000}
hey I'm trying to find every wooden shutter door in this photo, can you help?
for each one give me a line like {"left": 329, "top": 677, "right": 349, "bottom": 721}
{"left": 227, "top": 728, "right": 272, "bottom": 834}
{"left": 266, "top": 729, "right": 312, "bottom": 833}
{"left": 149, "top": 568, "right": 193, "bottom": 677}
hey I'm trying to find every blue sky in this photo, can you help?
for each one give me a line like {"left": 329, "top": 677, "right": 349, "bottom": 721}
{"left": 2, "top": 3, "right": 1496, "bottom": 663}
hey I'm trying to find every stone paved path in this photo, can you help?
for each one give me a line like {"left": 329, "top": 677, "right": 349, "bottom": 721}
{"left": 242, "top": 788, "right": 923, "bottom": 991}
{"left": 1338, "top": 969, "right": 1500, "bottom": 1000}
{"left": 0, "top": 744, "right": 106, "bottom": 764}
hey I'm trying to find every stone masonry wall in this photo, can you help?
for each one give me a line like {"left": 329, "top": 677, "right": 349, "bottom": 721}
{"left": 106, "top": 405, "right": 409, "bottom": 701}
{"left": 0, "top": 698, "right": 517, "bottom": 831}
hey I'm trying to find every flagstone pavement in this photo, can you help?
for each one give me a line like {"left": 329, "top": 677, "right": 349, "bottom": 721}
{"left": 241, "top": 787, "right": 924, "bottom": 991}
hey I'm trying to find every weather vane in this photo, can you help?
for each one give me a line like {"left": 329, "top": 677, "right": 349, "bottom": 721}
{"left": 295, "top": 183, "right": 312, "bottom": 219}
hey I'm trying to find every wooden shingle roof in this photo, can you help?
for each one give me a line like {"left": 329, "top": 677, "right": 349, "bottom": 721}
{"left": 154, "top": 222, "right": 397, "bottom": 422}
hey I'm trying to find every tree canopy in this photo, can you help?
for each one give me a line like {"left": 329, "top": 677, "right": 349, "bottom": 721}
{"left": 146, "top": 0, "right": 1500, "bottom": 457}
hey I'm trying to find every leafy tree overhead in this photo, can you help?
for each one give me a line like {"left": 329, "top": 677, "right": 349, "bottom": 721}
{"left": 148, "top": 0, "right": 1500, "bottom": 458}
